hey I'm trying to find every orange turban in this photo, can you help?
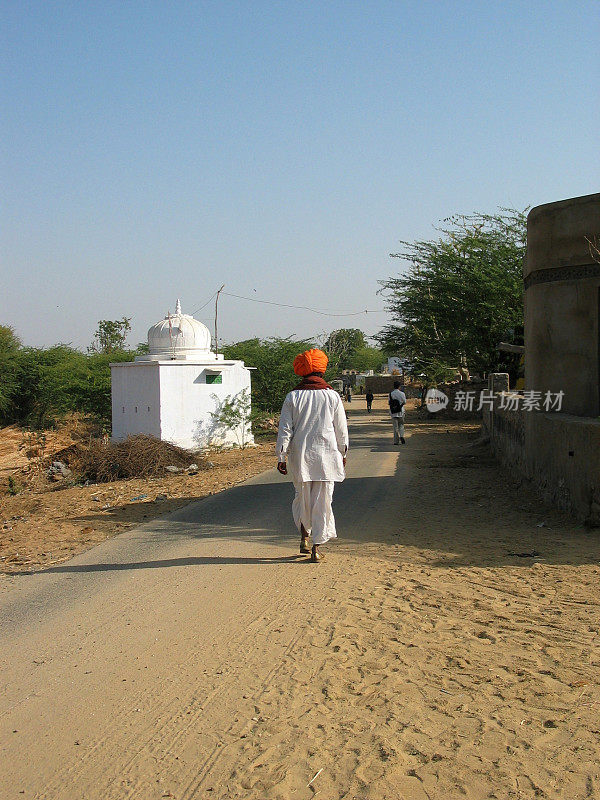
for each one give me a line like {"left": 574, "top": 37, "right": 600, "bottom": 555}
{"left": 293, "top": 348, "right": 329, "bottom": 376}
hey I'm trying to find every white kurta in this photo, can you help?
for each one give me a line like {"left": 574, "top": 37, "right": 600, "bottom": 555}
{"left": 276, "top": 389, "right": 349, "bottom": 482}
{"left": 276, "top": 388, "right": 349, "bottom": 546}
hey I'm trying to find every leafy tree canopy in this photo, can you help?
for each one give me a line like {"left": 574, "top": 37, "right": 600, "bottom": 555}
{"left": 377, "top": 209, "right": 526, "bottom": 378}
{"left": 0, "top": 317, "right": 137, "bottom": 427}
{"left": 0, "top": 326, "right": 22, "bottom": 415}
{"left": 222, "top": 337, "right": 315, "bottom": 412}
{"left": 0, "top": 325, "right": 21, "bottom": 354}
{"left": 89, "top": 317, "right": 132, "bottom": 354}
{"left": 351, "top": 346, "right": 385, "bottom": 373}
{"left": 324, "top": 329, "right": 366, "bottom": 371}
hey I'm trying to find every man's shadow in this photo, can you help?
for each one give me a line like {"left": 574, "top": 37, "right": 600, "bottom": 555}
{"left": 43, "top": 553, "right": 312, "bottom": 574}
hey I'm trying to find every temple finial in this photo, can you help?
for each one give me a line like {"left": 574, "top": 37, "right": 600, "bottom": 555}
{"left": 175, "top": 298, "right": 182, "bottom": 315}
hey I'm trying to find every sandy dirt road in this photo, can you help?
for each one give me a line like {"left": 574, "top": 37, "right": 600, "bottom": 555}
{"left": 1, "top": 399, "right": 599, "bottom": 800}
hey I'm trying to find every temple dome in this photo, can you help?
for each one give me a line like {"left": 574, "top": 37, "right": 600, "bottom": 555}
{"left": 146, "top": 299, "right": 212, "bottom": 359}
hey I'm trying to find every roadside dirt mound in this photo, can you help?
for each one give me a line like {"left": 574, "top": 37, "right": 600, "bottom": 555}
{"left": 0, "top": 418, "right": 102, "bottom": 481}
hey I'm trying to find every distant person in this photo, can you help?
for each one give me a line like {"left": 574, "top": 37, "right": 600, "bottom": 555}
{"left": 389, "top": 381, "right": 407, "bottom": 445}
{"left": 365, "top": 390, "right": 374, "bottom": 413}
{"left": 346, "top": 387, "right": 352, "bottom": 403}
{"left": 276, "top": 349, "right": 349, "bottom": 562}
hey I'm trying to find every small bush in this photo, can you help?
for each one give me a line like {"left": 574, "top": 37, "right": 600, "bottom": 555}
{"left": 210, "top": 390, "right": 253, "bottom": 448}
{"left": 251, "top": 411, "right": 279, "bottom": 438}
{"left": 7, "top": 475, "right": 22, "bottom": 495}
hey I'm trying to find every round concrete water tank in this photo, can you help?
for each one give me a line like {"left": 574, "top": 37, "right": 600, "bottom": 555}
{"left": 525, "top": 193, "right": 600, "bottom": 417}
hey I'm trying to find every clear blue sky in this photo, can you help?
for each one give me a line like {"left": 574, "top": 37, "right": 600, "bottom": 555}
{"left": 2, "top": 1, "right": 599, "bottom": 350}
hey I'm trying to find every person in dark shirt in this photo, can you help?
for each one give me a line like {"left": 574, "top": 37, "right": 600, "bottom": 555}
{"left": 365, "top": 391, "right": 374, "bottom": 413}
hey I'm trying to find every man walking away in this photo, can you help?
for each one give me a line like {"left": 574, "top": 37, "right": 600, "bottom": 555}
{"left": 276, "top": 349, "right": 349, "bottom": 562}
{"left": 389, "top": 381, "right": 407, "bottom": 444}
{"left": 365, "top": 390, "right": 374, "bottom": 413}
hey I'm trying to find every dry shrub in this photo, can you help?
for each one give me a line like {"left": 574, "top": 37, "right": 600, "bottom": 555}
{"left": 51, "top": 435, "right": 206, "bottom": 482}
{"left": 19, "top": 430, "right": 48, "bottom": 476}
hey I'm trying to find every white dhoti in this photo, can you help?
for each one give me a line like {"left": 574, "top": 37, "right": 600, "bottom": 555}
{"left": 292, "top": 480, "right": 337, "bottom": 545}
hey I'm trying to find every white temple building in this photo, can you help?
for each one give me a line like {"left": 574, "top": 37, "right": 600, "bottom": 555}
{"left": 110, "top": 300, "right": 253, "bottom": 450}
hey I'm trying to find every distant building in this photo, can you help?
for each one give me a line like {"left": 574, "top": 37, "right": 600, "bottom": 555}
{"left": 387, "top": 356, "right": 403, "bottom": 374}
{"left": 381, "top": 357, "right": 411, "bottom": 376}
{"left": 110, "top": 300, "right": 253, "bottom": 450}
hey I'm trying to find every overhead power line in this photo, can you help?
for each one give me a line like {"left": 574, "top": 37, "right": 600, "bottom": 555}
{"left": 190, "top": 291, "right": 218, "bottom": 316}
{"left": 221, "top": 291, "right": 386, "bottom": 317}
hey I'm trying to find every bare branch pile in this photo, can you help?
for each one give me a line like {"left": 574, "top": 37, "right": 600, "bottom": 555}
{"left": 50, "top": 435, "right": 207, "bottom": 482}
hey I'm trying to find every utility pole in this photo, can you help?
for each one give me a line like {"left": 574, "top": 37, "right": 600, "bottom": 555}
{"left": 214, "top": 284, "right": 225, "bottom": 356}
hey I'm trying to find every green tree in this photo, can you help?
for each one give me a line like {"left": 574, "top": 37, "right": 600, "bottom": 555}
{"left": 0, "top": 325, "right": 22, "bottom": 418}
{"left": 14, "top": 345, "right": 89, "bottom": 426}
{"left": 324, "top": 329, "right": 366, "bottom": 371}
{"left": 351, "top": 345, "right": 384, "bottom": 373}
{"left": 89, "top": 317, "right": 132, "bottom": 354}
{"left": 377, "top": 209, "right": 526, "bottom": 377}
{"left": 222, "top": 337, "right": 315, "bottom": 412}
{"left": 7, "top": 344, "right": 135, "bottom": 427}
{"left": 83, "top": 350, "right": 134, "bottom": 421}
{"left": 0, "top": 318, "right": 139, "bottom": 426}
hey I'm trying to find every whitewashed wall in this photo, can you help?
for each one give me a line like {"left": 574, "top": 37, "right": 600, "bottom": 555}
{"left": 111, "top": 363, "right": 161, "bottom": 441}
{"left": 111, "top": 360, "right": 253, "bottom": 451}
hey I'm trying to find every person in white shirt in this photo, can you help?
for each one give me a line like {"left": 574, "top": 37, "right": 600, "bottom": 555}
{"left": 276, "top": 348, "right": 349, "bottom": 562}
{"left": 389, "top": 381, "right": 407, "bottom": 445}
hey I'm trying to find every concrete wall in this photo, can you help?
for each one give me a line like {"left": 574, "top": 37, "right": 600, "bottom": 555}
{"left": 526, "top": 412, "right": 600, "bottom": 521}
{"left": 364, "top": 376, "right": 421, "bottom": 396}
{"left": 483, "top": 398, "right": 600, "bottom": 525}
{"left": 525, "top": 193, "right": 600, "bottom": 417}
{"left": 432, "top": 380, "right": 487, "bottom": 419}
{"left": 484, "top": 401, "right": 526, "bottom": 473}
